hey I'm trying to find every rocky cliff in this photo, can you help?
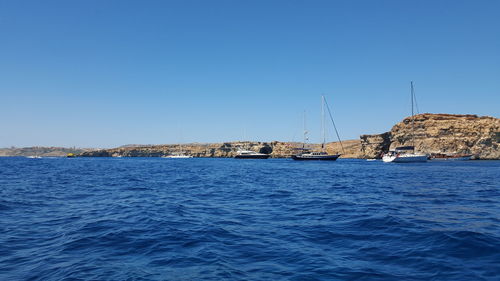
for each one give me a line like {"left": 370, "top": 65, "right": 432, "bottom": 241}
{"left": 361, "top": 114, "right": 499, "bottom": 159}
{"left": 360, "top": 132, "right": 391, "bottom": 159}
{"left": 78, "top": 140, "right": 361, "bottom": 158}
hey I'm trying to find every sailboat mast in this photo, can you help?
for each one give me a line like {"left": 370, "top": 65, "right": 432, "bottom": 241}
{"left": 303, "top": 110, "right": 307, "bottom": 149}
{"left": 321, "top": 95, "right": 326, "bottom": 150}
{"left": 323, "top": 96, "right": 345, "bottom": 154}
{"left": 411, "top": 81, "right": 415, "bottom": 148}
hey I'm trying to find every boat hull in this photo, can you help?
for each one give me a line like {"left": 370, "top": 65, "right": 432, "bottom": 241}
{"left": 292, "top": 154, "right": 340, "bottom": 161}
{"left": 162, "top": 155, "right": 193, "bottom": 158}
{"left": 234, "top": 154, "right": 270, "bottom": 159}
{"left": 382, "top": 154, "right": 427, "bottom": 163}
{"left": 430, "top": 156, "right": 471, "bottom": 161}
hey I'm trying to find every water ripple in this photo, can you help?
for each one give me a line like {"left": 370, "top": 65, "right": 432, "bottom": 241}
{"left": 0, "top": 157, "right": 499, "bottom": 280}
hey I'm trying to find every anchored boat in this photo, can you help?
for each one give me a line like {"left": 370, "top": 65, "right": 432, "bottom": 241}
{"left": 234, "top": 149, "right": 270, "bottom": 159}
{"left": 429, "top": 153, "right": 472, "bottom": 161}
{"left": 382, "top": 146, "right": 428, "bottom": 163}
{"left": 382, "top": 82, "right": 428, "bottom": 163}
{"left": 292, "top": 95, "right": 343, "bottom": 161}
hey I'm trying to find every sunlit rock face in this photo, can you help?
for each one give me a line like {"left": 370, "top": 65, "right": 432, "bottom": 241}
{"left": 77, "top": 113, "right": 499, "bottom": 159}
{"left": 77, "top": 140, "right": 363, "bottom": 158}
{"left": 360, "top": 114, "right": 499, "bottom": 159}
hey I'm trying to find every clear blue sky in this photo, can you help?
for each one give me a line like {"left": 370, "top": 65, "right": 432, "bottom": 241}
{"left": 1, "top": 0, "right": 499, "bottom": 148}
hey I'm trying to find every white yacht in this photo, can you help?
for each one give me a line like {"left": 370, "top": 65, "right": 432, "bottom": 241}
{"left": 162, "top": 154, "right": 193, "bottom": 159}
{"left": 382, "top": 82, "right": 427, "bottom": 163}
{"left": 234, "top": 149, "right": 270, "bottom": 159}
{"left": 163, "top": 142, "right": 193, "bottom": 158}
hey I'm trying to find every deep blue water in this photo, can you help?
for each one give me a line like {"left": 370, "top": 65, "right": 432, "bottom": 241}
{"left": 0, "top": 157, "right": 499, "bottom": 280}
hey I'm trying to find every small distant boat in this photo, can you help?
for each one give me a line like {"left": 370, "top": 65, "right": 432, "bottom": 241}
{"left": 234, "top": 149, "right": 270, "bottom": 159}
{"left": 162, "top": 154, "right": 193, "bottom": 159}
{"left": 163, "top": 142, "right": 193, "bottom": 158}
{"left": 292, "top": 95, "right": 343, "bottom": 161}
{"left": 26, "top": 155, "right": 42, "bottom": 159}
{"left": 66, "top": 153, "right": 75, "bottom": 158}
{"left": 429, "top": 153, "right": 472, "bottom": 161}
{"left": 382, "top": 82, "right": 427, "bottom": 163}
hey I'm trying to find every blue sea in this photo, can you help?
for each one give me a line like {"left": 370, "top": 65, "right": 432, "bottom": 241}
{"left": 1, "top": 157, "right": 499, "bottom": 280}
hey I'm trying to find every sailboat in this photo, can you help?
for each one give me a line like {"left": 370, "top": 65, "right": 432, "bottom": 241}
{"left": 292, "top": 96, "right": 343, "bottom": 161}
{"left": 382, "top": 82, "right": 427, "bottom": 163}
{"left": 163, "top": 143, "right": 193, "bottom": 158}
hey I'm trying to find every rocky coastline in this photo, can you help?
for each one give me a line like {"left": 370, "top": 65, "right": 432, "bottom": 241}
{"left": 77, "top": 140, "right": 363, "bottom": 158}
{"left": 3, "top": 114, "right": 498, "bottom": 159}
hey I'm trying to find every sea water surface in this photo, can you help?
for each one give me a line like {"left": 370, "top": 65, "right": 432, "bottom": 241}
{"left": 0, "top": 157, "right": 499, "bottom": 280}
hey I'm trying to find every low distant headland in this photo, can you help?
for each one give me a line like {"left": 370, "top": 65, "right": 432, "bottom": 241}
{"left": 0, "top": 147, "right": 90, "bottom": 157}
{"left": 2, "top": 114, "right": 498, "bottom": 159}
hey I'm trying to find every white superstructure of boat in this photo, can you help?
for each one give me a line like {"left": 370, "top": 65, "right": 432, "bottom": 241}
{"left": 382, "top": 146, "right": 428, "bottom": 163}
{"left": 234, "top": 149, "right": 270, "bottom": 159}
{"left": 162, "top": 154, "right": 193, "bottom": 158}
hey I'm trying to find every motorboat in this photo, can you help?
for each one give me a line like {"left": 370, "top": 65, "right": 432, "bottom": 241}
{"left": 162, "top": 154, "right": 193, "bottom": 158}
{"left": 234, "top": 149, "right": 270, "bottom": 159}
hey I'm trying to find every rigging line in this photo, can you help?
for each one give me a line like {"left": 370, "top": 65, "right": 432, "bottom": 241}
{"left": 323, "top": 97, "right": 345, "bottom": 155}
{"left": 413, "top": 84, "right": 420, "bottom": 114}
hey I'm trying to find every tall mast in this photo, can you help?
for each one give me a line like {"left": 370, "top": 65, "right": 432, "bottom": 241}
{"left": 303, "top": 110, "right": 307, "bottom": 149}
{"left": 411, "top": 81, "right": 415, "bottom": 148}
{"left": 321, "top": 95, "right": 326, "bottom": 150}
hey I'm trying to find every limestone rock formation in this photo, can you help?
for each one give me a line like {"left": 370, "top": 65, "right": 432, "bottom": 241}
{"left": 76, "top": 113, "right": 499, "bottom": 159}
{"left": 77, "top": 140, "right": 362, "bottom": 158}
{"left": 360, "top": 133, "right": 391, "bottom": 159}
{"left": 360, "top": 113, "right": 499, "bottom": 159}
{"left": 79, "top": 141, "right": 282, "bottom": 158}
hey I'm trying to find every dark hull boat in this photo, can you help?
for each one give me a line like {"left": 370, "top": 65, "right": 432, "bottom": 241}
{"left": 234, "top": 149, "right": 271, "bottom": 159}
{"left": 292, "top": 153, "right": 340, "bottom": 161}
{"left": 292, "top": 96, "right": 345, "bottom": 161}
{"left": 429, "top": 153, "right": 472, "bottom": 161}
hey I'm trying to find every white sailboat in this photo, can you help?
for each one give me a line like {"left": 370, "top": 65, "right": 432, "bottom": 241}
{"left": 163, "top": 143, "right": 193, "bottom": 158}
{"left": 292, "top": 95, "right": 343, "bottom": 161}
{"left": 383, "top": 82, "right": 427, "bottom": 163}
